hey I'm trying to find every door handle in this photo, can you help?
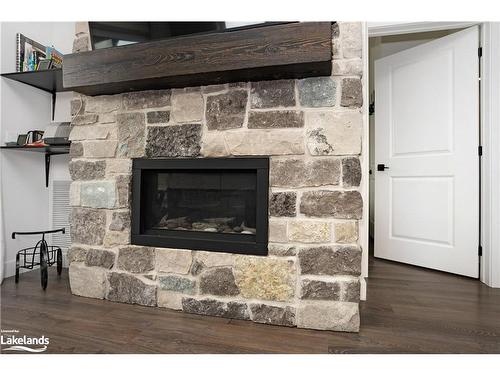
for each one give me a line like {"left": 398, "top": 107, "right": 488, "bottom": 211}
{"left": 377, "top": 164, "right": 389, "bottom": 171}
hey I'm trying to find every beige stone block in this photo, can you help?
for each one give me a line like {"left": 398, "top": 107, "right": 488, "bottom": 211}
{"left": 195, "top": 251, "right": 234, "bottom": 268}
{"left": 157, "top": 290, "right": 184, "bottom": 310}
{"left": 85, "top": 95, "right": 122, "bottom": 113}
{"left": 339, "top": 22, "right": 362, "bottom": 58}
{"left": 172, "top": 90, "right": 203, "bottom": 122}
{"left": 224, "top": 130, "right": 305, "bottom": 156}
{"left": 99, "top": 112, "right": 116, "bottom": 124}
{"left": 297, "top": 301, "right": 360, "bottom": 332}
{"left": 234, "top": 256, "right": 296, "bottom": 301}
{"left": 103, "top": 231, "right": 130, "bottom": 247}
{"left": 106, "top": 159, "right": 132, "bottom": 175}
{"left": 332, "top": 37, "right": 342, "bottom": 59}
{"left": 305, "top": 111, "right": 362, "bottom": 156}
{"left": 156, "top": 248, "right": 193, "bottom": 274}
{"left": 200, "top": 131, "right": 229, "bottom": 157}
{"left": 332, "top": 59, "right": 363, "bottom": 76}
{"left": 288, "top": 221, "right": 331, "bottom": 243}
{"left": 83, "top": 141, "right": 117, "bottom": 158}
{"left": 334, "top": 221, "right": 358, "bottom": 243}
{"left": 75, "top": 22, "right": 90, "bottom": 37}
{"left": 269, "top": 219, "right": 288, "bottom": 243}
{"left": 69, "top": 263, "right": 107, "bottom": 299}
{"left": 69, "top": 125, "right": 112, "bottom": 141}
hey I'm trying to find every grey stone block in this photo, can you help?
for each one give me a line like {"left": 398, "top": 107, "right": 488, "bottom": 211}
{"left": 182, "top": 298, "right": 249, "bottom": 320}
{"left": 145, "top": 124, "right": 201, "bottom": 158}
{"left": 298, "top": 77, "right": 336, "bottom": 107}
{"left": 67, "top": 246, "right": 88, "bottom": 264}
{"left": 146, "top": 110, "right": 170, "bottom": 124}
{"left": 341, "top": 78, "right": 363, "bottom": 108}
{"left": 69, "top": 142, "right": 84, "bottom": 158}
{"left": 247, "top": 110, "right": 304, "bottom": 129}
{"left": 117, "top": 246, "right": 155, "bottom": 273}
{"left": 298, "top": 246, "right": 362, "bottom": 276}
{"left": 69, "top": 160, "right": 106, "bottom": 181}
{"left": 85, "top": 248, "right": 115, "bottom": 269}
{"left": 80, "top": 181, "right": 116, "bottom": 209}
{"left": 107, "top": 272, "right": 157, "bottom": 306}
{"left": 158, "top": 275, "right": 195, "bottom": 294}
{"left": 115, "top": 175, "right": 131, "bottom": 208}
{"left": 206, "top": 90, "right": 247, "bottom": 130}
{"left": 250, "top": 304, "right": 296, "bottom": 326}
{"left": 199, "top": 267, "right": 240, "bottom": 296}
{"left": 109, "top": 211, "right": 131, "bottom": 231}
{"left": 300, "top": 279, "right": 341, "bottom": 300}
{"left": 70, "top": 208, "right": 106, "bottom": 246}
{"left": 342, "top": 157, "right": 361, "bottom": 187}
{"left": 299, "top": 190, "right": 363, "bottom": 219}
{"left": 269, "top": 192, "right": 296, "bottom": 217}
{"left": 250, "top": 79, "right": 295, "bottom": 108}
{"left": 122, "top": 90, "right": 171, "bottom": 110}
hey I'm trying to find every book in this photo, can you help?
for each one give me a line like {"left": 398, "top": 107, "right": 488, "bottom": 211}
{"left": 16, "top": 33, "right": 47, "bottom": 72}
{"left": 45, "top": 46, "right": 63, "bottom": 69}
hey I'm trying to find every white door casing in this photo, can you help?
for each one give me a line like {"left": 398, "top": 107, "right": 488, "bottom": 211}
{"left": 374, "top": 26, "right": 480, "bottom": 277}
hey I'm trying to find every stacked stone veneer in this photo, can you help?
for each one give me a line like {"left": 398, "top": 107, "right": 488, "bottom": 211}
{"left": 68, "top": 22, "right": 364, "bottom": 332}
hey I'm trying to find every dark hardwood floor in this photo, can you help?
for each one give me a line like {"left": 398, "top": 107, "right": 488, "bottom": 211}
{"left": 2, "top": 256, "right": 500, "bottom": 354}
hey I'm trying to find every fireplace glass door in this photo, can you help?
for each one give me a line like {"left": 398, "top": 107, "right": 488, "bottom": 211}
{"left": 132, "top": 158, "right": 269, "bottom": 255}
{"left": 143, "top": 170, "right": 257, "bottom": 235}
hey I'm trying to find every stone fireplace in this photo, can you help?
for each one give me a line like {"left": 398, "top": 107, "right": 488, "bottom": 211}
{"left": 68, "top": 22, "right": 364, "bottom": 332}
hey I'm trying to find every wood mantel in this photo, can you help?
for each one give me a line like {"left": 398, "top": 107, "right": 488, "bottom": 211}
{"left": 62, "top": 22, "right": 333, "bottom": 96}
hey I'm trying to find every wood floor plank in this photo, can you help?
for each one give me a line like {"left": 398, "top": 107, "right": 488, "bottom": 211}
{"left": 1, "top": 256, "right": 500, "bottom": 354}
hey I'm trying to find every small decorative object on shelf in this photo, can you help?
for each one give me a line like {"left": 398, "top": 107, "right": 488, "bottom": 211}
{"left": 43, "top": 122, "right": 71, "bottom": 145}
{"left": 12, "top": 228, "right": 65, "bottom": 290}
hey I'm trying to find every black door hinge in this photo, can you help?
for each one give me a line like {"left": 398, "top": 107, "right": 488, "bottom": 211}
{"left": 478, "top": 47, "right": 483, "bottom": 58}
{"left": 478, "top": 145, "right": 483, "bottom": 156}
{"left": 478, "top": 245, "right": 483, "bottom": 256}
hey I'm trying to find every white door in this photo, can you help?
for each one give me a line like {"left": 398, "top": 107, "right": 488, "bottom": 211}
{"left": 374, "top": 26, "right": 479, "bottom": 278}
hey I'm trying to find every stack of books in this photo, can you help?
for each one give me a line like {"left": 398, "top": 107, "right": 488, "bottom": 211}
{"left": 16, "top": 33, "right": 63, "bottom": 72}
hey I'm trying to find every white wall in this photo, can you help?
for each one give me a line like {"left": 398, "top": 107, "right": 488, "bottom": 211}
{"left": 0, "top": 22, "right": 74, "bottom": 279}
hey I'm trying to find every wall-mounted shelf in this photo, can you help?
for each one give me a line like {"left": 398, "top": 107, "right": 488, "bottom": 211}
{"left": 1, "top": 69, "right": 71, "bottom": 120}
{"left": 62, "top": 22, "right": 333, "bottom": 96}
{"left": 0, "top": 145, "right": 70, "bottom": 187}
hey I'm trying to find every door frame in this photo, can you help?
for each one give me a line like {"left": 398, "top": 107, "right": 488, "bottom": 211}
{"left": 360, "top": 22, "right": 500, "bottom": 300}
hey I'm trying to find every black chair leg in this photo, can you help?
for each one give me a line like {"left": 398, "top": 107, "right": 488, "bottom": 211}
{"left": 15, "top": 253, "right": 20, "bottom": 283}
{"left": 57, "top": 248, "right": 63, "bottom": 276}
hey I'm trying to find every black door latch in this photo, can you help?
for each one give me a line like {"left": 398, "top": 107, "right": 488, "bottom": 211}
{"left": 377, "top": 164, "right": 389, "bottom": 171}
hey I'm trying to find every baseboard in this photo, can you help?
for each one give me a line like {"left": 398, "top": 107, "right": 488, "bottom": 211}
{"left": 360, "top": 277, "right": 367, "bottom": 301}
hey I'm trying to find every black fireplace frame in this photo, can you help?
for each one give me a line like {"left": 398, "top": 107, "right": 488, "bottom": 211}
{"left": 131, "top": 157, "right": 269, "bottom": 256}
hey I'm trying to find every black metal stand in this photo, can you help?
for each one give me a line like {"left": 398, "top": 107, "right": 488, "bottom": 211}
{"left": 12, "top": 228, "right": 65, "bottom": 290}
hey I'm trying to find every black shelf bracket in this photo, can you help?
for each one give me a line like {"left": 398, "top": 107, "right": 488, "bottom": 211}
{"left": 51, "top": 92, "right": 57, "bottom": 122}
{"left": 45, "top": 153, "right": 51, "bottom": 188}
{"left": 0, "top": 145, "right": 70, "bottom": 188}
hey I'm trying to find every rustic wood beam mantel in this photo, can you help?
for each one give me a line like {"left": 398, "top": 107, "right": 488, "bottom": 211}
{"left": 62, "top": 22, "right": 333, "bottom": 96}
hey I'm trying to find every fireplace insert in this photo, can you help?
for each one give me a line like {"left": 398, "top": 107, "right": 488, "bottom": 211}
{"left": 131, "top": 158, "right": 269, "bottom": 255}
